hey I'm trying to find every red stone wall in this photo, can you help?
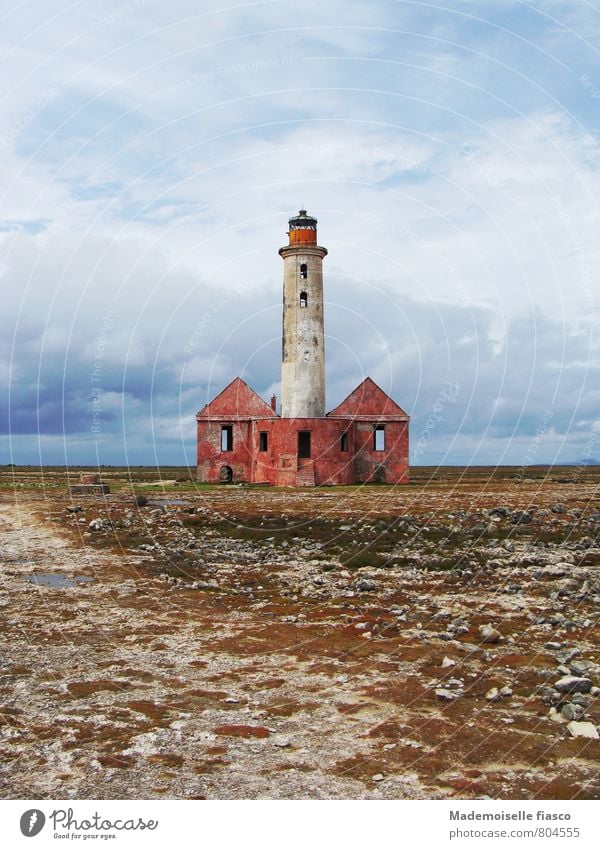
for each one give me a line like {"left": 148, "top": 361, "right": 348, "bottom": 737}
{"left": 351, "top": 420, "right": 409, "bottom": 484}
{"left": 196, "top": 416, "right": 409, "bottom": 485}
{"left": 250, "top": 418, "right": 356, "bottom": 486}
{"left": 196, "top": 419, "right": 254, "bottom": 483}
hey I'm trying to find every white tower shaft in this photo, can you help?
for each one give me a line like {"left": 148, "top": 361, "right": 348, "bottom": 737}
{"left": 279, "top": 211, "right": 327, "bottom": 418}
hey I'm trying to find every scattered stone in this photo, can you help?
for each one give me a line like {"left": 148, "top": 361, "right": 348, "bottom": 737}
{"left": 570, "top": 660, "right": 598, "bottom": 677}
{"left": 479, "top": 624, "right": 502, "bottom": 644}
{"left": 556, "top": 648, "right": 580, "bottom": 664}
{"left": 432, "top": 609, "right": 452, "bottom": 621}
{"left": 554, "top": 676, "right": 593, "bottom": 694}
{"left": 539, "top": 685, "right": 562, "bottom": 705}
{"left": 371, "top": 773, "right": 385, "bottom": 782}
{"left": 192, "top": 581, "right": 220, "bottom": 591}
{"left": 548, "top": 707, "right": 567, "bottom": 724}
{"left": 354, "top": 578, "right": 377, "bottom": 592}
{"left": 567, "top": 721, "right": 599, "bottom": 739}
{"left": 435, "top": 688, "right": 458, "bottom": 701}
{"left": 561, "top": 703, "right": 585, "bottom": 721}
{"left": 441, "top": 656, "right": 456, "bottom": 668}
{"left": 485, "top": 687, "right": 501, "bottom": 702}
{"left": 511, "top": 510, "right": 532, "bottom": 525}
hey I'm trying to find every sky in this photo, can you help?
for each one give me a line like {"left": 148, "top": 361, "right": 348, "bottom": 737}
{"left": 1, "top": 0, "right": 600, "bottom": 467}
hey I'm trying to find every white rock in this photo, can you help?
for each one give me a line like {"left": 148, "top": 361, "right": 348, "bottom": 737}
{"left": 435, "top": 688, "right": 457, "bottom": 701}
{"left": 479, "top": 624, "right": 502, "bottom": 644}
{"left": 548, "top": 707, "right": 567, "bottom": 724}
{"left": 567, "top": 721, "right": 599, "bottom": 739}
{"left": 441, "top": 656, "right": 456, "bottom": 668}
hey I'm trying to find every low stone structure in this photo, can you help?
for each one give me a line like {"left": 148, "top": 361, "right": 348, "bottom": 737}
{"left": 69, "top": 472, "right": 110, "bottom": 496}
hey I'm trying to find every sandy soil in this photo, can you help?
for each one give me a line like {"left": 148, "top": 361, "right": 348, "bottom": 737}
{"left": 1, "top": 473, "right": 599, "bottom": 800}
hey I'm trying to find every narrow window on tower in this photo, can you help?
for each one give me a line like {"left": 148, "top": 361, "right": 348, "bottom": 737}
{"left": 221, "top": 425, "right": 233, "bottom": 452}
{"left": 374, "top": 425, "right": 385, "bottom": 451}
{"left": 300, "top": 263, "right": 308, "bottom": 279}
{"left": 259, "top": 432, "right": 268, "bottom": 452}
{"left": 299, "top": 291, "right": 308, "bottom": 308}
{"left": 340, "top": 432, "right": 349, "bottom": 452}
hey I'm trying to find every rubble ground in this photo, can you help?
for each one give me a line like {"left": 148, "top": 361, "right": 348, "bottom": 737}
{"left": 1, "top": 465, "right": 599, "bottom": 799}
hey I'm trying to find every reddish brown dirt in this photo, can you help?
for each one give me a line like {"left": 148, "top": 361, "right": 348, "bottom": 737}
{"left": 1, "top": 466, "right": 599, "bottom": 799}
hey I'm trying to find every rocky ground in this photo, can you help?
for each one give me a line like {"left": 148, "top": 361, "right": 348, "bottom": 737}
{"left": 1, "top": 467, "right": 599, "bottom": 799}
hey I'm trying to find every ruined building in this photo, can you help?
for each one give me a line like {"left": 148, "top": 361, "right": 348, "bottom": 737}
{"left": 196, "top": 210, "right": 409, "bottom": 486}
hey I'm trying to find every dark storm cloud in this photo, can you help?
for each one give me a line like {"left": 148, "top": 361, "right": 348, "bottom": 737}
{"left": 6, "top": 282, "right": 596, "bottom": 465}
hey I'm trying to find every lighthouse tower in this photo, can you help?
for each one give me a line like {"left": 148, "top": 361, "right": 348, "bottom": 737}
{"left": 279, "top": 209, "right": 328, "bottom": 418}
{"left": 196, "top": 209, "right": 410, "bottom": 486}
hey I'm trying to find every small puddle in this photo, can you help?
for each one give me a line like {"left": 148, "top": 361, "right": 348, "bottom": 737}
{"left": 26, "top": 573, "right": 95, "bottom": 589}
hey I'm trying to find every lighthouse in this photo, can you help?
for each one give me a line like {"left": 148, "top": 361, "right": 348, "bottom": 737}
{"left": 279, "top": 209, "right": 328, "bottom": 418}
{"left": 196, "top": 209, "right": 410, "bottom": 486}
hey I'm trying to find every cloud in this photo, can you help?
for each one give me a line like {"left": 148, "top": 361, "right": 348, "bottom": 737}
{"left": 1, "top": 0, "right": 599, "bottom": 465}
{"left": 2, "top": 275, "right": 598, "bottom": 466}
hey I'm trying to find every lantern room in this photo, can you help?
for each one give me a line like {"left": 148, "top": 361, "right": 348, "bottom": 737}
{"left": 287, "top": 208, "right": 318, "bottom": 245}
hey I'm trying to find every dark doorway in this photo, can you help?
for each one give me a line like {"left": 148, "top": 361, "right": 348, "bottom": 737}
{"left": 298, "top": 431, "right": 311, "bottom": 458}
{"left": 373, "top": 464, "right": 386, "bottom": 484}
{"left": 220, "top": 465, "right": 233, "bottom": 483}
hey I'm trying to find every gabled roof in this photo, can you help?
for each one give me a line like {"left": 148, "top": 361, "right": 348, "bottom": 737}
{"left": 196, "top": 377, "right": 277, "bottom": 419}
{"left": 327, "top": 377, "right": 409, "bottom": 419}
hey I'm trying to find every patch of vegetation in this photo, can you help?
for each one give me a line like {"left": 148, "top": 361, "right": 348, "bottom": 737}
{"left": 339, "top": 550, "right": 390, "bottom": 570}
{"left": 67, "top": 680, "right": 124, "bottom": 698}
{"left": 213, "top": 724, "right": 270, "bottom": 739}
{"left": 97, "top": 754, "right": 134, "bottom": 769}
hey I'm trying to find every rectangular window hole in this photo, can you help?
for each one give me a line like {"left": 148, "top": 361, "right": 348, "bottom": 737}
{"left": 221, "top": 425, "right": 233, "bottom": 452}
